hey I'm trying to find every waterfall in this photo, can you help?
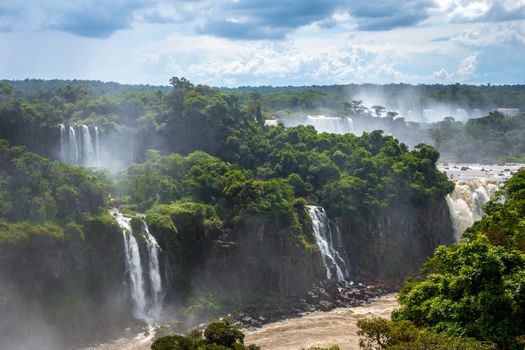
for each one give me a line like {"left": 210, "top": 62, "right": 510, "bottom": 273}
{"left": 305, "top": 115, "right": 354, "bottom": 134}
{"left": 446, "top": 179, "right": 499, "bottom": 242}
{"left": 142, "top": 219, "right": 164, "bottom": 318}
{"left": 68, "top": 125, "right": 79, "bottom": 165}
{"left": 94, "top": 126, "right": 100, "bottom": 167}
{"left": 112, "top": 210, "right": 166, "bottom": 320}
{"left": 59, "top": 124, "right": 100, "bottom": 167}
{"left": 59, "top": 124, "right": 68, "bottom": 162}
{"left": 306, "top": 205, "right": 350, "bottom": 282}
{"left": 82, "top": 125, "right": 96, "bottom": 166}
{"left": 114, "top": 211, "right": 147, "bottom": 319}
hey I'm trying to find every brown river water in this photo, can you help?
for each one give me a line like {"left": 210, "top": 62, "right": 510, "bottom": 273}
{"left": 88, "top": 294, "right": 398, "bottom": 350}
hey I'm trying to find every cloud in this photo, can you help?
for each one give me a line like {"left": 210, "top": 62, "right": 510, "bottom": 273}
{"left": 432, "top": 53, "right": 478, "bottom": 82}
{"left": 44, "top": 0, "right": 150, "bottom": 38}
{"left": 197, "top": 0, "right": 346, "bottom": 40}
{"left": 439, "top": 0, "right": 525, "bottom": 23}
{"left": 452, "top": 22, "right": 525, "bottom": 47}
{"left": 349, "top": 0, "right": 435, "bottom": 31}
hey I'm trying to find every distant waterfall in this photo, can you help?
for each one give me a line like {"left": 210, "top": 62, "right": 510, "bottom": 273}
{"left": 59, "top": 124, "right": 100, "bottom": 167}
{"left": 112, "top": 210, "right": 166, "bottom": 320}
{"left": 306, "top": 205, "right": 350, "bottom": 282}
{"left": 82, "top": 125, "right": 96, "bottom": 166}
{"left": 68, "top": 125, "right": 79, "bottom": 165}
{"left": 94, "top": 126, "right": 100, "bottom": 166}
{"left": 59, "top": 124, "right": 68, "bottom": 162}
{"left": 446, "top": 179, "right": 499, "bottom": 242}
{"left": 282, "top": 115, "right": 354, "bottom": 134}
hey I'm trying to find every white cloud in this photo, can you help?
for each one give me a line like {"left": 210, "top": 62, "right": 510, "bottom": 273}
{"left": 452, "top": 22, "right": 525, "bottom": 46}
{"left": 432, "top": 53, "right": 478, "bottom": 82}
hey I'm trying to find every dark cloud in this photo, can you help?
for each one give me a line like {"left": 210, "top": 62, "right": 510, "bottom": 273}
{"left": 349, "top": 0, "right": 435, "bottom": 31}
{"left": 44, "top": 0, "right": 150, "bottom": 38}
{"left": 198, "top": 0, "right": 347, "bottom": 40}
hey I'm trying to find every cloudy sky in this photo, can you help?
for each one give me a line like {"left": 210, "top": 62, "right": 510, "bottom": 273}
{"left": 0, "top": 0, "right": 524, "bottom": 86}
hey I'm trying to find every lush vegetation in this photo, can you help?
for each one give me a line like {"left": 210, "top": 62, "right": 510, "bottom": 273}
{"left": 151, "top": 319, "right": 258, "bottom": 350}
{"left": 364, "top": 169, "right": 525, "bottom": 350}
{"left": 429, "top": 113, "right": 525, "bottom": 163}
{"left": 3, "top": 77, "right": 521, "bottom": 348}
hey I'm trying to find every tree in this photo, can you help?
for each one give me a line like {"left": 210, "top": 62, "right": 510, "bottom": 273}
{"left": 371, "top": 105, "right": 386, "bottom": 117}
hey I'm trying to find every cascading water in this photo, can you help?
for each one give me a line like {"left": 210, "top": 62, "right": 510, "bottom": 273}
{"left": 306, "top": 115, "right": 354, "bottom": 134}
{"left": 94, "top": 126, "right": 100, "bottom": 166}
{"left": 68, "top": 125, "right": 79, "bottom": 165}
{"left": 114, "top": 211, "right": 147, "bottom": 319}
{"left": 82, "top": 125, "right": 96, "bottom": 167}
{"left": 112, "top": 210, "right": 166, "bottom": 320}
{"left": 59, "top": 124, "right": 68, "bottom": 162}
{"left": 306, "top": 205, "right": 350, "bottom": 282}
{"left": 446, "top": 179, "right": 499, "bottom": 242}
{"left": 282, "top": 115, "right": 354, "bottom": 134}
{"left": 59, "top": 124, "right": 100, "bottom": 167}
{"left": 142, "top": 219, "right": 164, "bottom": 318}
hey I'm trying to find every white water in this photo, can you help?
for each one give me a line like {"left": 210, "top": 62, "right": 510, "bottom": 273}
{"left": 439, "top": 163, "right": 525, "bottom": 241}
{"left": 445, "top": 179, "right": 498, "bottom": 242}
{"left": 59, "top": 124, "right": 68, "bottom": 162}
{"left": 282, "top": 115, "right": 354, "bottom": 134}
{"left": 82, "top": 125, "right": 96, "bottom": 167}
{"left": 306, "top": 205, "right": 350, "bottom": 282}
{"left": 94, "top": 126, "right": 100, "bottom": 166}
{"left": 142, "top": 219, "right": 164, "bottom": 319}
{"left": 112, "top": 210, "right": 166, "bottom": 320}
{"left": 68, "top": 125, "right": 79, "bottom": 165}
{"left": 59, "top": 124, "right": 100, "bottom": 167}
{"left": 114, "top": 211, "right": 147, "bottom": 319}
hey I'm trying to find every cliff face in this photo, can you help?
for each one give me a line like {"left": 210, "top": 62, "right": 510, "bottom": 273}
{"left": 336, "top": 197, "right": 455, "bottom": 286}
{"left": 146, "top": 202, "right": 325, "bottom": 307}
{"left": 0, "top": 215, "right": 137, "bottom": 350}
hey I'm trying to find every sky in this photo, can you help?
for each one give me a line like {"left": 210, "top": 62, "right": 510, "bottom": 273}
{"left": 0, "top": 0, "right": 524, "bottom": 87}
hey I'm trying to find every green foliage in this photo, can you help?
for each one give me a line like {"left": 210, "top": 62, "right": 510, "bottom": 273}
{"left": 0, "top": 140, "right": 108, "bottom": 223}
{"left": 465, "top": 170, "right": 525, "bottom": 252}
{"left": 393, "top": 170, "right": 525, "bottom": 349}
{"left": 428, "top": 112, "right": 525, "bottom": 163}
{"left": 204, "top": 319, "right": 244, "bottom": 348}
{"left": 151, "top": 319, "right": 259, "bottom": 350}
{"left": 357, "top": 318, "right": 494, "bottom": 350}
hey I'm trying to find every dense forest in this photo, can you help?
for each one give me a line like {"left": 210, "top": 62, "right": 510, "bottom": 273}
{"left": 1, "top": 79, "right": 524, "bottom": 164}
{"left": 0, "top": 78, "right": 523, "bottom": 350}
{"left": 357, "top": 169, "right": 525, "bottom": 350}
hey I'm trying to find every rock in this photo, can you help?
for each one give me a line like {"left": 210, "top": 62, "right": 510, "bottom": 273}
{"left": 319, "top": 300, "right": 335, "bottom": 311}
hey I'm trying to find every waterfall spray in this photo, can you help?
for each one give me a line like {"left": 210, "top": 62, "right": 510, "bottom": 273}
{"left": 446, "top": 179, "right": 499, "bottom": 241}
{"left": 142, "top": 219, "right": 164, "bottom": 318}
{"left": 68, "top": 125, "right": 79, "bottom": 165}
{"left": 306, "top": 205, "right": 350, "bottom": 282}
{"left": 81, "top": 125, "right": 96, "bottom": 166}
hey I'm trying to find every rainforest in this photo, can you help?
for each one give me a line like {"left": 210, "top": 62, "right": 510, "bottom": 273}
{"left": 0, "top": 76, "right": 523, "bottom": 350}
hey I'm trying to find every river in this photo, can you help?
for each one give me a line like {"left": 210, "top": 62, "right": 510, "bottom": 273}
{"left": 244, "top": 294, "right": 397, "bottom": 350}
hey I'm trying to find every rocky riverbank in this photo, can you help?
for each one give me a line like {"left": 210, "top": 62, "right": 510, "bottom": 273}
{"left": 233, "top": 280, "right": 392, "bottom": 329}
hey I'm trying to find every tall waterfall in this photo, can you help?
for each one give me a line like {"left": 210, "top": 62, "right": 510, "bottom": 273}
{"left": 306, "top": 205, "right": 350, "bottom": 282}
{"left": 82, "top": 125, "right": 96, "bottom": 167}
{"left": 59, "top": 124, "right": 68, "bottom": 162}
{"left": 59, "top": 124, "right": 100, "bottom": 167}
{"left": 112, "top": 210, "right": 166, "bottom": 320}
{"left": 446, "top": 179, "right": 499, "bottom": 242}
{"left": 142, "top": 219, "right": 164, "bottom": 318}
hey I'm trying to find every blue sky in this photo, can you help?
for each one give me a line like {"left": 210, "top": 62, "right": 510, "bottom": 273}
{"left": 0, "top": 0, "right": 524, "bottom": 86}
